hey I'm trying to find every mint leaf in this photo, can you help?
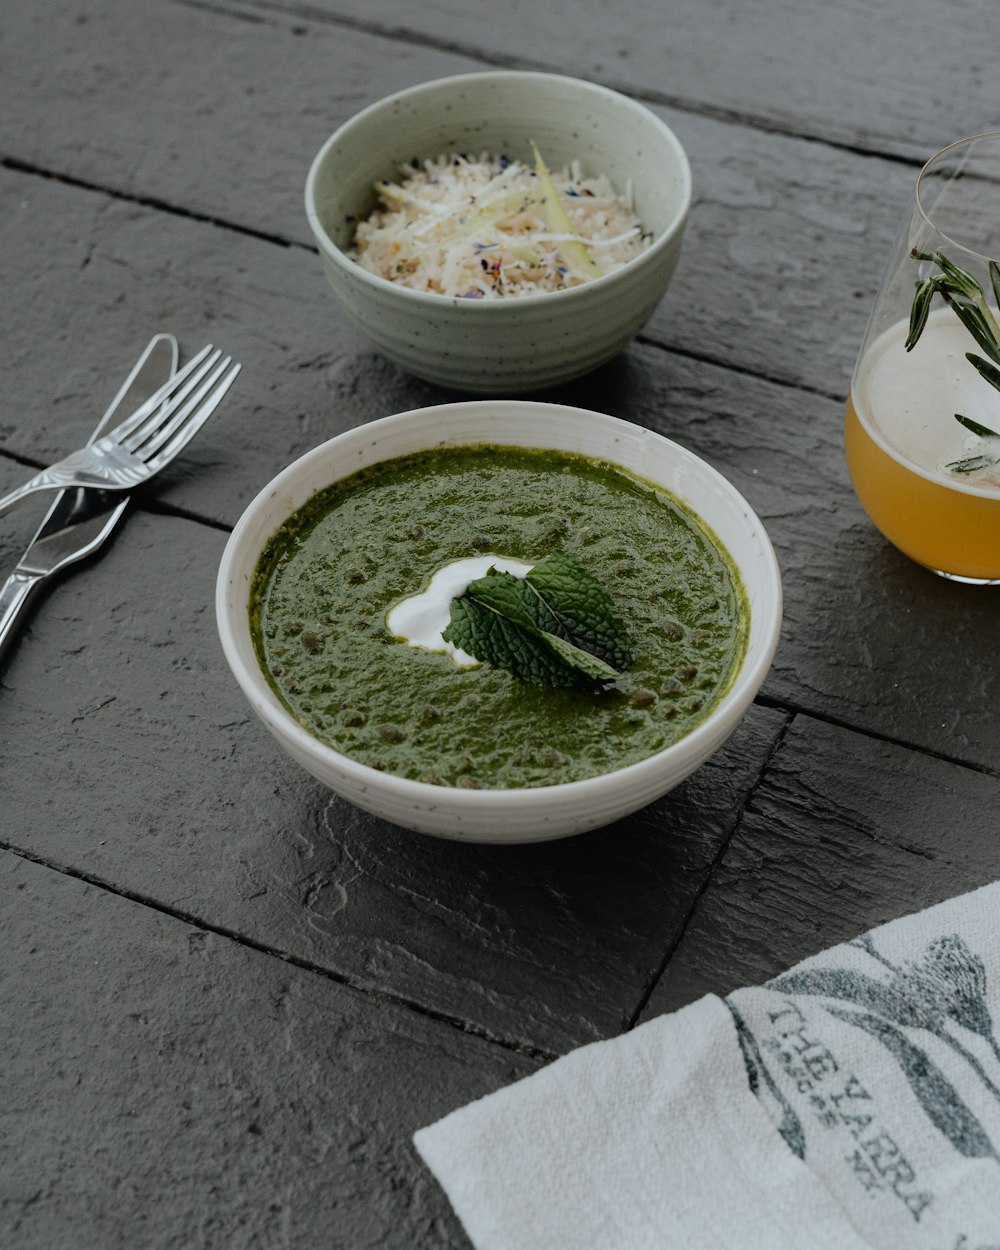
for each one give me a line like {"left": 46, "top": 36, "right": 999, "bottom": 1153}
{"left": 442, "top": 556, "right": 630, "bottom": 689}
{"left": 525, "top": 552, "right": 632, "bottom": 670}
{"left": 444, "top": 594, "right": 579, "bottom": 687}
{"left": 458, "top": 566, "right": 561, "bottom": 636}
{"left": 540, "top": 630, "right": 624, "bottom": 684}
{"left": 445, "top": 592, "right": 614, "bottom": 687}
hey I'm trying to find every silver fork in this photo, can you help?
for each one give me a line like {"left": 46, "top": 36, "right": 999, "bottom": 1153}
{"left": 0, "top": 345, "right": 241, "bottom": 518}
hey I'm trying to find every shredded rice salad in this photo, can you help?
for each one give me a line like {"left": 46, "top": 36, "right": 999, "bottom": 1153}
{"left": 351, "top": 150, "right": 652, "bottom": 299}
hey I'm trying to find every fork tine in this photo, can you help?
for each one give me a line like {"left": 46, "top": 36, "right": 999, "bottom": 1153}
{"left": 120, "top": 348, "right": 223, "bottom": 453}
{"left": 108, "top": 344, "right": 215, "bottom": 443}
{"left": 144, "top": 362, "right": 242, "bottom": 472}
{"left": 0, "top": 350, "right": 241, "bottom": 519}
{"left": 126, "top": 353, "right": 228, "bottom": 457}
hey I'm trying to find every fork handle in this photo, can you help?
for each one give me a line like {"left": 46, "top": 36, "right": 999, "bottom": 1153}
{"left": 0, "top": 467, "right": 121, "bottom": 518}
{"left": 0, "top": 570, "right": 40, "bottom": 665}
{"left": 0, "top": 470, "right": 70, "bottom": 517}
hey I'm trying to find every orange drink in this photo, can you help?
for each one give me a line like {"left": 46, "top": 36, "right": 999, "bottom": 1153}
{"left": 845, "top": 311, "right": 1000, "bottom": 582}
{"left": 845, "top": 132, "right": 1000, "bottom": 583}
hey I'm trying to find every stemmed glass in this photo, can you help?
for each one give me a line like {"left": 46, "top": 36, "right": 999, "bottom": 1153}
{"left": 844, "top": 132, "right": 1000, "bottom": 583}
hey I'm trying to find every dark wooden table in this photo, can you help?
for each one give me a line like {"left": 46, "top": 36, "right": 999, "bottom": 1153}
{"left": 3, "top": 2, "right": 999, "bottom": 1246}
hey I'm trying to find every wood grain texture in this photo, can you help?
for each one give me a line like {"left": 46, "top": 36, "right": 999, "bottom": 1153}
{"left": 3, "top": 169, "right": 999, "bottom": 772}
{"left": 643, "top": 713, "right": 1000, "bottom": 1019}
{"left": 0, "top": 0, "right": 927, "bottom": 399}
{"left": 235, "top": 0, "right": 999, "bottom": 157}
{"left": 2, "top": 1, "right": 998, "bottom": 1243}
{"left": 0, "top": 461, "right": 787, "bottom": 1054}
{"left": 1, "top": 850, "right": 522, "bottom": 1249}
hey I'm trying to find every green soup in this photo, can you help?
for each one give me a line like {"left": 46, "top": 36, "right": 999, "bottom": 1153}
{"left": 251, "top": 445, "right": 748, "bottom": 789}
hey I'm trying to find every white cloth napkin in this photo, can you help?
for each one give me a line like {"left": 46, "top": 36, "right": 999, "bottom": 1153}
{"left": 415, "top": 881, "right": 1000, "bottom": 1249}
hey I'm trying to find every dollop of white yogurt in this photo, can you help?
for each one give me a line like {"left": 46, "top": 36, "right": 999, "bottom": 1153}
{"left": 386, "top": 555, "right": 534, "bottom": 667}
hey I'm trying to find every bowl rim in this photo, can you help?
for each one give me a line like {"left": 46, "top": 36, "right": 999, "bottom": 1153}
{"left": 303, "top": 70, "right": 693, "bottom": 312}
{"left": 216, "top": 401, "right": 782, "bottom": 811}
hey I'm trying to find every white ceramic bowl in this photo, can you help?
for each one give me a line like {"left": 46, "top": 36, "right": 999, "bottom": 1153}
{"left": 304, "top": 72, "right": 691, "bottom": 393}
{"left": 217, "top": 402, "right": 782, "bottom": 843}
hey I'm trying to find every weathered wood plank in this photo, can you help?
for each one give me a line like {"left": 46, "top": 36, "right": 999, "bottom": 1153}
{"left": 0, "top": 0, "right": 471, "bottom": 234}
{"left": 1, "top": 849, "right": 518, "bottom": 1248}
{"left": 643, "top": 714, "right": 1000, "bottom": 1020}
{"left": 3, "top": 4, "right": 996, "bottom": 1244}
{"left": 0, "top": 165, "right": 379, "bottom": 521}
{"left": 0, "top": 462, "right": 787, "bottom": 1054}
{"left": 243, "top": 0, "right": 998, "bottom": 159}
{"left": 1, "top": 0, "right": 926, "bottom": 398}
{"left": 3, "top": 170, "right": 998, "bottom": 773}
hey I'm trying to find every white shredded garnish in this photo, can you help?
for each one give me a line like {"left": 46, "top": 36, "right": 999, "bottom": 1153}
{"left": 351, "top": 151, "right": 651, "bottom": 299}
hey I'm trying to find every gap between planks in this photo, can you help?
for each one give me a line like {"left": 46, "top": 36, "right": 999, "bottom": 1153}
{"left": 169, "top": 0, "right": 932, "bottom": 167}
{"left": 0, "top": 838, "right": 559, "bottom": 1065}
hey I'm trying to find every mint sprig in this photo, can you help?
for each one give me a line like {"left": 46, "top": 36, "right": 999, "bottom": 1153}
{"left": 442, "top": 552, "right": 631, "bottom": 689}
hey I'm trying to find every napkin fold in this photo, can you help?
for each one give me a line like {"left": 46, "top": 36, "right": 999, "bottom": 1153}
{"left": 415, "top": 881, "right": 1000, "bottom": 1249}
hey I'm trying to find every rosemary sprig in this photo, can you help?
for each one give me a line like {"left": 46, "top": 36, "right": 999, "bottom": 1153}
{"left": 906, "top": 249, "right": 1000, "bottom": 473}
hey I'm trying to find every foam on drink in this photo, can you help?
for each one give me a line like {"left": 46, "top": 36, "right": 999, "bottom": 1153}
{"left": 845, "top": 306, "right": 1000, "bottom": 580}
{"left": 855, "top": 307, "right": 1000, "bottom": 486}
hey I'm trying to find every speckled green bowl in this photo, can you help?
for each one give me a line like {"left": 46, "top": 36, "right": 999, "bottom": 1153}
{"left": 304, "top": 72, "right": 691, "bottom": 393}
